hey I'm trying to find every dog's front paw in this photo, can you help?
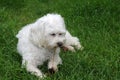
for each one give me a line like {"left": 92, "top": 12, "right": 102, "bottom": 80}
{"left": 48, "top": 68, "right": 56, "bottom": 74}
{"left": 74, "top": 42, "right": 84, "bottom": 51}
{"left": 62, "top": 46, "right": 75, "bottom": 52}
{"left": 79, "top": 45, "right": 84, "bottom": 51}
{"left": 66, "top": 46, "right": 75, "bottom": 52}
{"left": 48, "top": 67, "right": 58, "bottom": 74}
{"left": 48, "top": 62, "right": 58, "bottom": 74}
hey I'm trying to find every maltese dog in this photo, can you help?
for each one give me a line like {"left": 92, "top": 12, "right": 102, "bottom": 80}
{"left": 16, "top": 13, "right": 83, "bottom": 78}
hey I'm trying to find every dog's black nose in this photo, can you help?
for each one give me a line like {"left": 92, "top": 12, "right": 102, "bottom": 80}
{"left": 57, "top": 42, "right": 63, "bottom": 47}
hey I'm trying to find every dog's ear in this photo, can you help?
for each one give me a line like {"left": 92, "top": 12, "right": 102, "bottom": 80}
{"left": 29, "top": 21, "right": 46, "bottom": 47}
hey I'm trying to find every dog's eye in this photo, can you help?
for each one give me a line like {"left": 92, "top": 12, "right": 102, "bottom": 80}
{"left": 59, "top": 33, "right": 62, "bottom": 36}
{"left": 51, "top": 33, "right": 56, "bottom": 36}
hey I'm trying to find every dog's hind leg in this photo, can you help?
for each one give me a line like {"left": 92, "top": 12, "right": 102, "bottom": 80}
{"left": 26, "top": 63, "right": 45, "bottom": 78}
{"left": 22, "top": 59, "right": 45, "bottom": 78}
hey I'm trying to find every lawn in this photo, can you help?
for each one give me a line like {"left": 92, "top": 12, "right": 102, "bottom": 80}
{"left": 0, "top": 0, "right": 120, "bottom": 80}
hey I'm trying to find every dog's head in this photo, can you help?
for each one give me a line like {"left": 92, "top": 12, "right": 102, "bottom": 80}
{"left": 44, "top": 24, "right": 66, "bottom": 48}
{"left": 43, "top": 14, "right": 66, "bottom": 48}
{"left": 30, "top": 14, "right": 66, "bottom": 49}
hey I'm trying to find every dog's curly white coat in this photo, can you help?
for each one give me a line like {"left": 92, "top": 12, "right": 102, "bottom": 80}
{"left": 16, "top": 13, "right": 82, "bottom": 78}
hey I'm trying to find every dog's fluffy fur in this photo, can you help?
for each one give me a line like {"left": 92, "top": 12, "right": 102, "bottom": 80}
{"left": 16, "top": 13, "right": 83, "bottom": 78}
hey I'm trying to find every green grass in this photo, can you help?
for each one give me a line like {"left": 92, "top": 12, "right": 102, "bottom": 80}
{"left": 0, "top": 0, "right": 120, "bottom": 80}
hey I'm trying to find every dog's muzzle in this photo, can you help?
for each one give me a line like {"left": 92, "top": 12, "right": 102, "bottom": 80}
{"left": 57, "top": 42, "right": 63, "bottom": 47}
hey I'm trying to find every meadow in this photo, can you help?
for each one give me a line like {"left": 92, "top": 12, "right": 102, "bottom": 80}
{"left": 0, "top": 0, "right": 120, "bottom": 80}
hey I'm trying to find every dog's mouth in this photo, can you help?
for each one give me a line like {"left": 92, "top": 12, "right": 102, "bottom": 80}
{"left": 53, "top": 44, "right": 64, "bottom": 49}
{"left": 53, "top": 45, "right": 68, "bottom": 51}
{"left": 54, "top": 45, "right": 63, "bottom": 48}
{"left": 52, "top": 42, "right": 65, "bottom": 49}
{"left": 60, "top": 46, "right": 69, "bottom": 51}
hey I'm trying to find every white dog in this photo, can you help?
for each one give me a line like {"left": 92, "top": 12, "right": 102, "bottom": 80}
{"left": 16, "top": 13, "right": 83, "bottom": 78}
